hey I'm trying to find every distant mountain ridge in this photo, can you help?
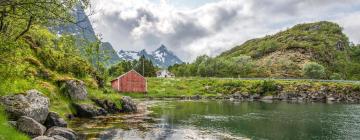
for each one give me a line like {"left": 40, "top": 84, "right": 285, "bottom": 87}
{"left": 118, "top": 45, "right": 183, "bottom": 68}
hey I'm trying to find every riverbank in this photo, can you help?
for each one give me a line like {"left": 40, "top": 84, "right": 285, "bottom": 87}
{"left": 122, "top": 78, "right": 360, "bottom": 102}
{"left": 0, "top": 77, "right": 359, "bottom": 139}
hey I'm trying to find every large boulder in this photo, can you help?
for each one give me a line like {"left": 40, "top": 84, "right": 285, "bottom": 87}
{"left": 44, "top": 112, "right": 67, "bottom": 128}
{"left": 45, "top": 127, "right": 77, "bottom": 140}
{"left": 120, "top": 96, "right": 137, "bottom": 113}
{"left": 0, "top": 89, "right": 49, "bottom": 123}
{"left": 62, "top": 80, "right": 87, "bottom": 100}
{"left": 17, "top": 116, "right": 47, "bottom": 138}
{"left": 72, "top": 103, "right": 107, "bottom": 118}
{"left": 92, "top": 99, "right": 121, "bottom": 114}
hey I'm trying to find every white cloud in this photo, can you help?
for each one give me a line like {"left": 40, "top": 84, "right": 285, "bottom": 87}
{"left": 88, "top": 0, "right": 360, "bottom": 62}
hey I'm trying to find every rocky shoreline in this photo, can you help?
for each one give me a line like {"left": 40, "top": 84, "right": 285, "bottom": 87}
{"left": 1, "top": 79, "right": 360, "bottom": 139}
{"left": 0, "top": 80, "right": 139, "bottom": 140}
{"left": 144, "top": 92, "right": 360, "bottom": 103}
{"left": 146, "top": 84, "right": 360, "bottom": 102}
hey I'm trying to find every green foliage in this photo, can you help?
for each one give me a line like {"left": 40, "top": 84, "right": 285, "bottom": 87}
{"left": 109, "top": 55, "right": 157, "bottom": 78}
{"left": 252, "top": 40, "right": 280, "bottom": 58}
{"left": 330, "top": 73, "right": 343, "bottom": 80}
{"left": 108, "top": 61, "right": 134, "bottom": 77}
{"left": 124, "top": 77, "right": 360, "bottom": 99}
{"left": 0, "top": 108, "right": 29, "bottom": 140}
{"left": 0, "top": 0, "right": 89, "bottom": 40}
{"left": 32, "top": 29, "right": 94, "bottom": 78}
{"left": 134, "top": 56, "right": 157, "bottom": 77}
{"left": 169, "top": 21, "right": 360, "bottom": 80}
{"left": 302, "top": 62, "right": 326, "bottom": 79}
{"left": 169, "top": 55, "right": 255, "bottom": 78}
{"left": 259, "top": 80, "right": 278, "bottom": 95}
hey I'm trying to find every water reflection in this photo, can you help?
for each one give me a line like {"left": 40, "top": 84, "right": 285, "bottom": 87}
{"left": 70, "top": 101, "right": 360, "bottom": 140}
{"left": 150, "top": 101, "right": 360, "bottom": 140}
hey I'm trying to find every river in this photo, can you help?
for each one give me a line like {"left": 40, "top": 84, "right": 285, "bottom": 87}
{"left": 69, "top": 100, "right": 360, "bottom": 140}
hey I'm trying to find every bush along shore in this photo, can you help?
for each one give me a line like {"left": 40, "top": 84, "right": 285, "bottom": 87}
{"left": 0, "top": 79, "right": 138, "bottom": 140}
{"left": 126, "top": 78, "right": 360, "bottom": 102}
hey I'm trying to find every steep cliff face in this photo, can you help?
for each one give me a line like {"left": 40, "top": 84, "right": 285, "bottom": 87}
{"left": 51, "top": 5, "right": 97, "bottom": 41}
{"left": 100, "top": 42, "right": 121, "bottom": 66}
{"left": 51, "top": 5, "right": 120, "bottom": 66}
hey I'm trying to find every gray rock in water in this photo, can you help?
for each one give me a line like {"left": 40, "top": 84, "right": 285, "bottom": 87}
{"left": 92, "top": 99, "right": 121, "bottom": 114}
{"left": 250, "top": 94, "right": 261, "bottom": 100}
{"left": 190, "top": 95, "right": 202, "bottom": 100}
{"left": 45, "top": 127, "right": 77, "bottom": 140}
{"left": 120, "top": 96, "right": 137, "bottom": 113}
{"left": 17, "top": 116, "right": 47, "bottom": 138}
{"left": 232, "top": 92, "right": 242, "bottom": 100}
{"left": 63, "top": 80, "right": 87, "bottom": 100}
{"left": 32, "top": 136, "right": 54, "bottom": 140}
{"left": 261, "top": 96, "right": 273, "bottom": 100}
{"left": 72, "top": 103, "right": 107, "bottom": 118}
{"left": 0, "top": 89, "right": 49, "bottom": 123}
{"left": 44, "top": 112, "right": 67, "bottom": 128}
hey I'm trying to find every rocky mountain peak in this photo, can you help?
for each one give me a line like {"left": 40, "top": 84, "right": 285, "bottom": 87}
{"left": 118, "top": 45, "right": 183, "bottom": 68}
{"left": 157, "top": 44, "right": 167, "bottom": 51}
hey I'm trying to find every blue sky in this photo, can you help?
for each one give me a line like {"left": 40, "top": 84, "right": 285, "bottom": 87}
{"left": 89, "top": 0, "right": 360, "bottom": 61}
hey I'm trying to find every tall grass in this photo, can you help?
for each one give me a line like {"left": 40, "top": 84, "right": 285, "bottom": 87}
{"left": 0, "top": 108, "right": 29, "bottom": 140}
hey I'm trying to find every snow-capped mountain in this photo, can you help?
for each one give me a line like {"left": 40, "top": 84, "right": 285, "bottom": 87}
{"left": 118, "top": 45, "right": 183, "bottom": 68}
{"left": 118, "top": 50, "right": 141, "bottom": 61}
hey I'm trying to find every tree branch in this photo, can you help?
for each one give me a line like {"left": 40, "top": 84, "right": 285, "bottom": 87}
{"left": 15, "top": 16, "right": 33, "bottom": 41}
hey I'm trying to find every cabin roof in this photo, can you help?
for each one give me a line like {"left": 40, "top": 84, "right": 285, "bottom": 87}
{"left": 110, "top": 69, "right": 145, "bottom": 82}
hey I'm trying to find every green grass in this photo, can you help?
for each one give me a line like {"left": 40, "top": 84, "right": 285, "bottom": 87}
{"left": 87, "top": 88, "right": 123, "bottom": 109}
{"left": 0, "top": 108, "right": 29, "bottom": 140}
{"left": 119, "top": 77, "right": 360, "bottom": 98}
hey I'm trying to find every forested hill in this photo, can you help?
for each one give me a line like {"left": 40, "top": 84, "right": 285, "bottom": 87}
{"left": 169, "top": 21, "right": 360, "bottom": 80}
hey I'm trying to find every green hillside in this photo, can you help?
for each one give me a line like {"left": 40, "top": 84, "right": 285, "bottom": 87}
{"left": 170, "top": 21, "right": 360, "bottom": 79}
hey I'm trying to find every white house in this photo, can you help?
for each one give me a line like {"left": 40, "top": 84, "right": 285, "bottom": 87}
{"left": 156, "top": 70, "right": 175, "bottom": 78}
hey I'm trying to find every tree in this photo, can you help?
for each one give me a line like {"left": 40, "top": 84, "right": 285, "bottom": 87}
{"left": 108, "top": 63, "right": 124, "bottom": 77}
{"left": 133, "top": 55, "right": 157, "bottom": 77}
{"left": 229, "top": 55, "right": 254, "bottom": 77}
{"left": 83, "top": 40, "right": 110, "bottom": 88}
{"left": 302, "top": 62, "right": 326, "bottom": 79}
{"left": 0, "top": 0, "right": 89, "bottom": 41}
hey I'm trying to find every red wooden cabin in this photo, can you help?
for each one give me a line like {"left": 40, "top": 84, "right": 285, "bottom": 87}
{"left": 111, "top": 70, "right": 147, "bottom": 93}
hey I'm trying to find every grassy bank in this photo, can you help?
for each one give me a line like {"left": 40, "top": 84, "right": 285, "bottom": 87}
{"left": 0, "top": 108, "right": 29, "bottom": 140}
{"left": 121, "top": 77, "right": 360, "bottom": 98}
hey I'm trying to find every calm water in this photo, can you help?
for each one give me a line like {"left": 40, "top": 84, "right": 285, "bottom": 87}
{"left": 149, "top": 101, "right": 360, "bottom": 140}
{"left": 70, "top": 101, "right": 360, "bottom": 140}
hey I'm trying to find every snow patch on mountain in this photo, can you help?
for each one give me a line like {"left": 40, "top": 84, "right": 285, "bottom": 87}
{"left": 118, "top": 45, "right": 183, "bottom": 68}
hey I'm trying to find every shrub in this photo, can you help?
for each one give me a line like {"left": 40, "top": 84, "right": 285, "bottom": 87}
{"left": 260, "top": 80, "right": 278, "bottom": 95}
{"left": 330, "top": 73, "right": 343, "bottom": 80}
{"left": 302, "top": 62, "right": 326, "bottom": 79}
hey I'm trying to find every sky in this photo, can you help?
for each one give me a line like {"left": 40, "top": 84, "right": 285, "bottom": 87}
{"left": 88, "top": 0, "right": 360, "bottom": 62}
